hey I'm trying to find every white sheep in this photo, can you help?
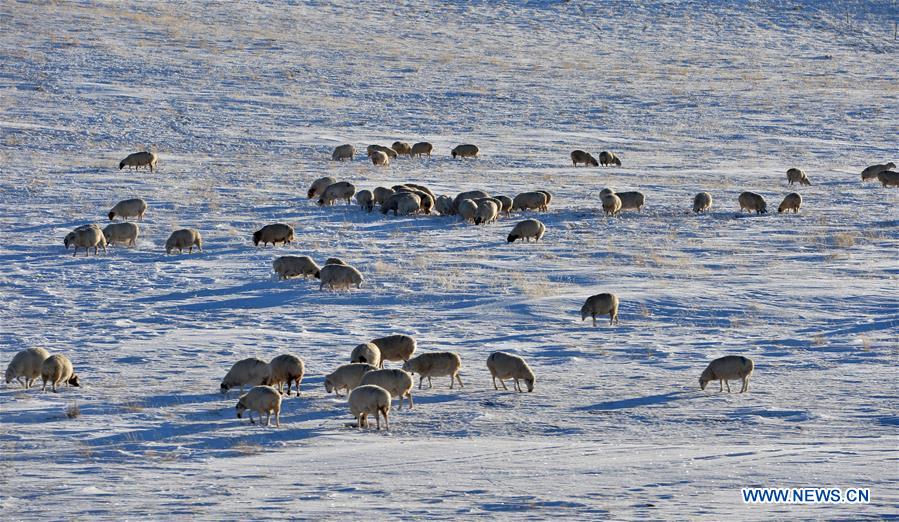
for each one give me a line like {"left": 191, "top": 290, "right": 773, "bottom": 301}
{"left": 453, "top": 190, "right": 490, "bottom": 213}
{"left": 370, "top": 150, "right": 390, "bottom": 167}
{"left": 108, "top": 198, "right": 147, "bottom": 221}
{"left": 537, "top": 190, "right": 553, "bottom": 207}
{"left": 64, "top": 224, "right": 107, "bottom": 257}
{"left": 331, "top": 144, "right": 355, "bottom": 161}
{"left": 581, "top": 293, "right": 620, "bottom": 326}
{"left": 165, "top": 228, "right": 202, "bottom": 254}
{"left": 599, "top": 151, "right": 621, "bottom": 166}
{"left": 325, "top": 257, "right": 347, "bottom": 265}
{"left": 601, "top": 192, "right": 622, "bottom": 216}
{"left": 451, "top": 144, "right": 479, "bottom": 159}
{"left": 406, "top": 184, "right": 436, "bottom": 200}
{"left": 457, "top": 199, "right": 478, "bottom": 223}
{"left": 738, "top": 192, "right": 768, "bottom": 214}
{"left": 392, "top": 141, "right": 413, "bottom": 156}
{"left": 861, "top": 162, "right": 895, "bottom": 181}
{"left": 318, "top": 263, "right": 363, "bottom": 291}
{"left": 371, "top": 334, "right": 417, "bottom": 368}
{"left": 402, "top": 352, "right": 463, "bottom": 390}
{"left": 373, "top": 186, "right": 395, "bottom": 206}
{"left": 435, "top": 195, "right": 455, "bottom": 216}
{"left": 119, "top": 151, "right": 158, "bottom": 172}
{"left": 220, "top": 357, "right": 271, "bottom": 394}
{"left": 318, "top": 181, "right": 356, "bottom": 206}
{"left": 700, "top": 355, "right": 754, "bottom": 393}
{"left": 351, "top": 342, "right": 382, "bottom": 367}
{"left": 411, "top": 142, "right": 433, "bottom": 157}
{"left": 380, "top": 192, "right": 421, "bottom": 216}
{"left": 236, "top": 385, "right": 282, "bottom": 427}
{"left": 507, "top": 219, "right": 545, "bottom": 243}
{"left": 5, "top": 347, "right": 50, "bottom": 388}
{"left": 360, "top": 369, "right": 414, "bottom": 409}
{"left": 308, "top": 176, "right": 337, "bottom": 199}
{"left": 786, "top": 168, "right": 811, "bottom": 186}
{"left": 102, "top": 222, "right": 139, "bottom": 247}
{"left": 693, "top": 192, "right": 713, "bottom": 213}
{"left": 616, "top": 191, "right": 645, "bottom": 212}
{"left": 778, "top": 192, "right": 802, "bottom": 213}
{"left": 571, "top": 150, "right": 598, "bottom": 167}
{"left": 273, "top": 255, "right": 321, "bottom": 280}
{"left": 348, "top": 384, "right": 391, "bottom": 430}
{"left": 324, "top": 363, "right": 378, "bottom": 397}
{"left": 367, "top": 144, "right": 397, "bottom": 159}
{"left": 266, "top": 354, "right": 305, "bottom": 396}
{"left": 356, "top": 189, "right": 374, "bottom": 212}
{"left": 253, "top": 223, "right": 295, "bottom": 246}
{"left": 512, "top": 192, "right": 548, "bottom": 212}
{"left": 474, "top": 200, "right": 499, "bottom": 225}
{"left": 495, "top": 195, "right": 513, "bottom": 215}
{"left": 877, "top": 170, "right": 899, "bottom": 187}
{"left": 41, "top": 354, "right": 80, "bottom": 392}
{"left": 486, "top": 352, "right": 535, "bottom": 392}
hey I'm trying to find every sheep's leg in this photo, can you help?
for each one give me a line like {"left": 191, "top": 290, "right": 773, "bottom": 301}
{"left": 592, "top": 315, "right": 597, "bottom": 327}
{"left": 498, "top": 378, "right": 508, "bottom": 390}
{"left": 274, "top": 409, "right": 280, "bottom": 427}
{"left": 514, "top": 379, "right": 521, "bottom": 392}
{"left": 741, "top": 377, "right": 749, "bottom": 393}
{"left": 725, "top": 380, "right": 731, "bottom": 393}
{"left": 418, "top": 376, "right": 424, "bottom": 390}
{"left": 376, "top": 412, "right": 381, "bottom": 430}
{"left": 719, "top": 380, "right": 724, "bottom": 392}
{"left": 456, "top": 374, "right": 464, "bottom": 388}
{"left": 382, "top": 408, "right": 389, "bottom": 430}
{"left": 407, "top": 393, "right": 413, "bottom": 409}
{"left": 492, "top": 376, "right": 498, "bottom": 390}
{"left": 427, "top": 376, "right": 433, "bottom": 389}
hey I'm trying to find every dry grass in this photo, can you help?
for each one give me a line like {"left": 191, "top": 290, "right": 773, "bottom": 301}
{"left": 65, "top": 401, "right": 81, "bottom": 419}
{"left": 811, "top": 334, "right": 828, "bottom": 347}
{"left": 832, "top": 232, "right": 856, "bottom": 248}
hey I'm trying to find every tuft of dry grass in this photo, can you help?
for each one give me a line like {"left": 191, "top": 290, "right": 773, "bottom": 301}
{"left": 832, "top": 232, "right": 856, "bottom": 248}
{"left": 65, "top": 401, "right": 81, "bottom": 419}
{"left": 811, "top": 334, "right": 827, "bottom": 347}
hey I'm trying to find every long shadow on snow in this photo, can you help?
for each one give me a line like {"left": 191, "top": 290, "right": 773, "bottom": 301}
{"left": 575, "top": 391, "right": 693, "bottom": 412}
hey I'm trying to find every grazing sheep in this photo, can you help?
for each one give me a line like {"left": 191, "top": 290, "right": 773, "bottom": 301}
{"left": 451, "top": 144, "right": 479, "bottom": 159}
{"left": 102, "top": 222, "right": 139, "bottom": 247}
{"left": 405, "top": 184, "right": 436, "bottom": 200}
{"left": 392, "top": 141, "right": 412, "bottom": 156}
{"left": 475, "top": 200, "right": 499, "bottom": 225}
{"left": 581, "top": 293, "right": 620, "bottom": 326}
{"left": 236, "top": 385, "right": 282, "bottom": 427}
{"left": 108, "top": 198, "right": 147, "bottom": 221}
{"left": 411, "top": 141, "right": 433, "bottom": 157}
{"left": 699, "top": 355, "right": 754, "bottom": 393}
{"left": 861, "top": 162, "right": 895, "bottom": 181}
{"left": 407, "top": 189, "right": 434, "bottom": 214}
{"left": 454, "top": 190, "right": 491, "bottom": 213}
{"left": 435, "top": 195, "right": 455, "bottom": 216}
{"left": 318, "top": 263, "right": 363, "bottom": 291}
{"left": 381, "top": 192, "right": 421, "bottom": 216}
{"left": 351, "top": 342, "right": 382, "bottom": 367}
{"left": 348, "top": 384, "right": 391, "bottom": 430}
{"left": 778, "top": 192, "right": 802, "bottom": 213}
{"left": 693, "top": 192, "right": 713, "bottom": 213}
{"left": 601, "top": 192, "right": 622, "bottom": 216}
{"left": 373, "top": 187, "right": 395, "bottom": 207}
{"left": 40, "top": 354, "right": 80, "bottom": 392}
{"left": 616, "top": 191, "right": 645, "bottom": 212}
{"left": 402, "top": 352, "right": 463, "bottom": 390}
{"left": 64, "top": 224, "right": 107, "bottom": 257}
{"left": 507, "top": 219, "right": 546, "bottom": 243}
{"left": 512, "top": 192, "right": 548, "bottom": 212}
{"left": 786, "top": 168, "right": 811, "bottom": 186}
{"left": 318, "top": 181, "right": 357, "bottom": 206}
{"left": 220, "top": 357, "right": 271, "bottom": 394}
{"left": 371, "top": 334, "right": 417, "bottom": 368}
{"left": 738, "top": 191, "right": 768, "bottom": 214}
{"left": 571, "top": 150, "right": 599, "bottom": 167}
{"left": 367, "top": 144, "right": 397, "bottom": 159}
{"left": 324, "top": 363, "right": 378, "bottom": 397}
{"left": 370, "top": 150, "right": 390, "bottom": 167}
{"left": 325, "top": 257, "right": 347, "bottom": 265}
{"left": 356, "top": 189, "right": 374, "bottom": 212}
{"left": 877, "top": 170, "right": 899, "bottom": 187}
{"left": 119, "top": 151, "right": 158, "bottom": 172}
{"left": 486, "top": 352, "right": 535, "bottom": 392}
{"left": 5, "top": 347, "right": 50, "bottom": 388}
{"left": 599, "top": 151, "right": 621, "bottom": 166}
{"left": 495, "top": 195, "right": 513, "bottom": 215}
{"left": 331, "top": 144, "right": 355, "bottom": 161}
{"left": 457, "top": 199, "right": 478, "bottom": 223}
{"left": 537, "top": 190, "right": 553, "bottom": 207}
{"left": 360, "top": 369, "right": 414, "bottom": 409}
{"left": 273, "top": 255, "right": 321, "bottom": 280}
{"left": 165, "top": 228, "right": 202, "bottom": 254}
{"left": 266, "top": 354, "right": 305, "bottom": 396}
{"left": 253, "top": 223, "right": 295, "bottom": 247}
{"left": 308, "top": 176, "right": 337, "bottom": 199}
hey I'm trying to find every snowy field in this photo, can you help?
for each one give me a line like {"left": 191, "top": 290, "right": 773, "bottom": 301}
{"left": 1, "top": 0, "right": 897, "bottom": 518}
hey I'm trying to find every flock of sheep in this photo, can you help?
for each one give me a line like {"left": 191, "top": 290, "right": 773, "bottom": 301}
{"left": 9, "top": 143, "right": 897, "bottom": 430}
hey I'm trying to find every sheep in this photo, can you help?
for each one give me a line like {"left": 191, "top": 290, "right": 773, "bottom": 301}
{"left": 451, "top": 144, "right": 479, "bottom": 159}
{"left": 318, "top": 181, "right": 357, "bottom": 206}
{"left": 64, "top": 224, "right": 107, "bottom": 257}
{"left": 405, "top": 183, "right": 436, "bottom": 201}
{"left": 454, "top": 190, "right": 490, "bottom": 213}
{"left": 367, "top": 144, "right": 397, "bottom": 159}
{"left": 370, "top": 150, "right": 390, "bottom": 167}
{"left": 356, "top": 189, "right": 374, "bottom": 212}
{"left": 457, "top": 199, "right": 478, "bottom": 223}
{"left": 599, "top": 151, "right": 621, "bottom": 166}
{"left": 571, "top": 150, "right": 598, "bottom": 167}
{"left": 253, "top": 223, "right": 295, "bottom": 247}
{"left": 273, "top": 255, "right": 321, "bottom": 279}
{"left": 324, "top": 363, "right": 378, "bottom": 397}
{"left": 786, "top": 168, "right": 811, "bottom": 186}
{"left": 40, "top": 354, "right": 80, "bottom": 392}
{"left": 5, "top": 347, "right": 50, "bottom": 388}
{"left": 699, "top": 355, "right": 754, "bottom": 393}
{"left": 877, "top": 170, "right": 899, "bottom": 187}
{"left": 236, "top": 385, "right": 282, "bottom": 427}
{"left": 511, "top": 192, "right": 548, "bottom": 212}
{"left": 495, "top": 195, "right": 513, "bottom": 215}
{"left": 318, "top": 263, "right": 363, "bottom": 291}
{"left": 738, "top": 191, "right": 768, "bottom": 214}
{"left": 411, "top": 141, "right": 433, "bottom": 157}
{"left": 373, "top": 186, "right": 395, "bottom": 206}
{"left": 360, "top": 369, "right": 414, "bottom": 410}
{"left": 220, "top": 357, "right": 271, "bottom": 394}
{"left": 119, "top": 151, "right": 158, "bottom": 172}
{"left": 266, "top": 354, "right": 305, "bottom": 396}
{"left": 435, "top": 195, "right": 455, "bottom": 216}
{"left": 331, "top": 144, "right": 355, "bottom": 161}
{"left": 348, "top": 384, "right": 391, "bottom": 430}
{"left": 486, "top": 352, "right": 535, "bottom": 392}
{"left": 861, "top": 162, "right": 895, "bottom": 181}
{"left": 350, "top": 342, "right": 381, "bottom": 367}
{"left": 616, "top": 191, "right": 645, "bottom": 212}
{"left": 165, "top": 228, "right": 202, "bottom": 254}
{"left": 102, "top": 222, "right": 139, "bottom": 247}
{"left": 581, "top": 293, "right": 620, "bottom": 326}
{"left": 402, "top": 352, "right": 463, "bottom": 390}
{"left": 371, "top": 334, "right": 417, "bottom": 368}
{"left": 778, "top": 192, "right": 802, "bottom": 213}
{"left": 507, "top": 219, "right": 546, "bottom": 243}
{"left": 308, "top": 176, "right": 337, "bottom": 199}
{"left": 601, "top": 192, "right": 622, "bottom": 216}
{"left": 401, "top": 189, "right": 433, "bottom": 214}
{"left": 108, "top": 198, "right": 147, "bottom": 221}
{"left": 392, "top": 141, "right": 413, "bottom": 156}
{"left": 693, "top": 192, "right": 713, "bottom": 213}
{"left": 380, "top": 192, "right": 421, "bottom": 216}
{"left": 537, "top": 190, "right": 553, "bottom": 208}
{"left": 325, "top": 257, "right": 347, "bottom": 265}
{"left": 474, "top": 200, "right": 499, "bottom": 225}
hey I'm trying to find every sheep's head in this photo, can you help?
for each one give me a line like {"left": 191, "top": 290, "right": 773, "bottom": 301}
{"left": 524, "top": 377, "right": 535, "bottom": 392}
{"left": 307, "top": 188, "right": 316, "bottom": 199}
{"left": 699, "top": 376, "right": 709, "bottom": 390}
{"left": 758, "top": 203, "right": 768, "bottom": 214}
{"left": 613, "top": 157, "right": 622, "bottom": 166}
{"left": 252, "top": 231, "right": 262, "bottom": 246}
{"left": 118, "top": 160, "right": 126, "bottom": 170}
{"left": 313, "top": 270, "right": 321, "bottom": 279}
{"left": 699, "top": 369, "right": 713, "bottom": 390}
{"left": 68, "top": 375, "right": 80, "bottom": 387}
{"left": 324, "top": 378, "right": 334, "bottom": 394}
{"left": 317, "top": 198, "right": 326, "bottom": 206}
{"left": 580, "top": 304, "right": 590, "bottom": 321}
{"left": 888, "top": 162, "right": 897, "bottom": 169}
{"left": 589, "top": 157, "right": 599, "bottom": 167}
{"left": 507, "top": 233, "right": 518, "bottom": 243}
{"left": 401, "top": 360, "right": 413, "bottom": 373}
{"left": 5, "top": 367, "right": 14, "bottom": 384}
{"left": 107, "top": 211, "right": 116, "bottom": 220}
{"left": 220, "top": 382, "right": 230, "bottom": 394}
{"left": 235, "top": 398, "right": 247, "bottom": 418}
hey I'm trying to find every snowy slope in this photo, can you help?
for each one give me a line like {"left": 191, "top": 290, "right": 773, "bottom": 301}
{"left": 0, "top": 0, "right": 897, "bottom": 518}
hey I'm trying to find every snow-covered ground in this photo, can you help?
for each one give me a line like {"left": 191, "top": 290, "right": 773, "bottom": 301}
{"left": 1, "top": 0, "right": 897, "bottom": 518}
